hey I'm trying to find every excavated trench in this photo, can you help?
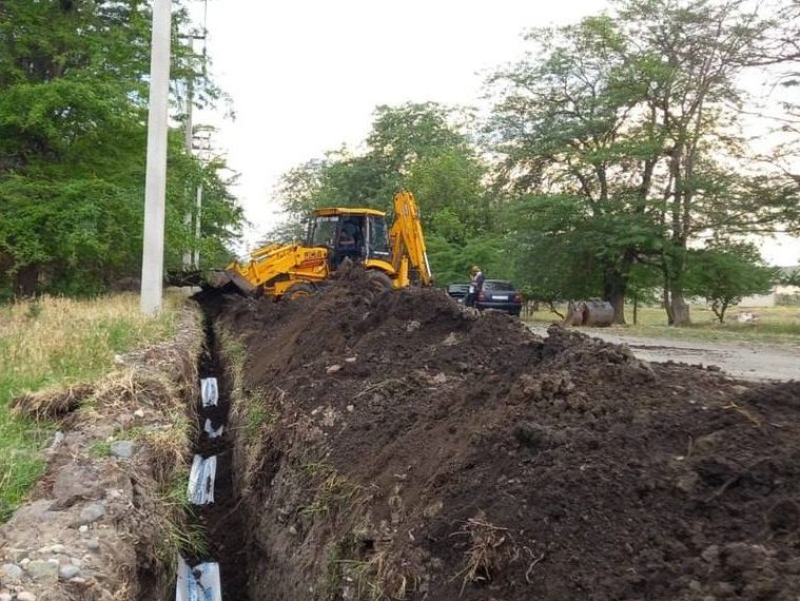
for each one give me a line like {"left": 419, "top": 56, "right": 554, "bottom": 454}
{"left": 174, "top": 307, "right": 251, "bottom": 601}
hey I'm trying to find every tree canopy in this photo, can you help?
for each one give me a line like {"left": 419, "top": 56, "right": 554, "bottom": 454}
{"left": 0, "top": 0, "right": 242, "bottom": 298}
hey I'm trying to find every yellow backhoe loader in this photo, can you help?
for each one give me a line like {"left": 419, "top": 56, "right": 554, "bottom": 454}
{"left": 203, "top": 190, "right": 433, "bottom": 300}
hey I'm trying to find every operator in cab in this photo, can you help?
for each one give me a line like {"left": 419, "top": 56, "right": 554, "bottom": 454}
{"left": 338, "top": 228, "right": 356, "bottom": 250}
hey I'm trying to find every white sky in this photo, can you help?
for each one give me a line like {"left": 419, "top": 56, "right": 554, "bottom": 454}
{"left": 190, "top": 0, "right": 799, "bottom": 266}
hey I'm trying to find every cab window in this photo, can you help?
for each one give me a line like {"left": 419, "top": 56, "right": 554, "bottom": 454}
{"left": 368, "top": 216, "right": 390, "bottom": 257}
{"left": 309, "top": 216, "right": 338, "bottom": 247}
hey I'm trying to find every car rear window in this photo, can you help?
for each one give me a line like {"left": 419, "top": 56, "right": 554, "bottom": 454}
{"left": 484, "top": 281, "right": 515, "bottom": 291}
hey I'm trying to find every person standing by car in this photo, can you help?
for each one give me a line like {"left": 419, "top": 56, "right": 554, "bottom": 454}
{"left": 466, "top": 265, "right": 485, "bottom": 307}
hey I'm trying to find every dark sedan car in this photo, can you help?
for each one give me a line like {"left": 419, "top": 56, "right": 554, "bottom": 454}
{"left": 446, "top": 283, "right": 470, "bottom": 304}
{"left": 476, "top": 280, "right": 523, "bottom": 315}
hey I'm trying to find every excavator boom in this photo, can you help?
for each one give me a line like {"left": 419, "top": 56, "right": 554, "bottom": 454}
{"left": 389, "top": 191, "right": 433, "bottom": 287}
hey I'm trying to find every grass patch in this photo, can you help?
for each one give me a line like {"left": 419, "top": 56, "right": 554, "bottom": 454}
{"left": 527, "top": 303, "right": 800, "bottom": 345}
{"left": 0, "top": 293, "right": 182, "bottom": 517}
{"left": 89, "top": 440, "right": 113, "bottom": 458}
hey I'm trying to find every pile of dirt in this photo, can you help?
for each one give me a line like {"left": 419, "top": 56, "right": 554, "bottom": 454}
{"left": 206, "top": 269, "right": 800, "bottom": 601}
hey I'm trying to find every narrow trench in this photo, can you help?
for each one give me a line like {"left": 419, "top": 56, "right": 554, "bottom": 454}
{"left": 175, "top": 311, "right": 251, "bottom": 600}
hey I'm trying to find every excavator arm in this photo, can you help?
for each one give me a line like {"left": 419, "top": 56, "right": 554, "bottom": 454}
{"left": 219, "top": 243, "right": 329, "bottom": 295}
{"left": 389, "top": 190, "right": 433, "bottom": 287}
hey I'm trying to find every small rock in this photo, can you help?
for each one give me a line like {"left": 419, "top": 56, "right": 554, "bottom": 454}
{"left": 70, "top": 577, "right": 87, "bottom": 585}
{"left": 26, "top": 560, "right": 59, "bottom": 582}
{"left": 48, "top": 431, "right": 65, "bottom": 451}
{"left": 702, "top": 544, "right": 720, "bottom": 563}
{"left": 345, "top": 357, "right": 357, "bottom": 363}
{"left": 110, "top": 440, "right": 135, "bottom": 459}
{"left": 53, "top": 465, "right": 102, "bottom": 500}
{"left": 77, "top": 503, "right": 105, "bottom": 525}
{"left": 86, "top": 539, "right": 100, "bottom": 551}
{"left": 0, "top": 592, "right": 12, "bottom": 601}
{"left": 325, "top": 364, "right": 342, "bottom": 374}
{"left": 20, "top": 557, "right": 30, "bottom": 566}
{"left": 78, "top": 525, "right": 89, "bottom": 533}
{"left": 423, "top": 500, "right": 444, "bottom": 519}
{"left": 133, "top": 409, "right": 145, "bottom": 418}
{"left": 49, "top": 544, "right": 66, "bottom": 555}
{"left": 0, "top": 563, "right": 23, "bottom": 581}
{"left": 59, "top": 565, "right": 80, "bottom": 580}
{"left": 113, "top": 354, "right": 125, "bottom": 365}
{"left": 405, "top": 320, "right": 421, "bottom": 332}
{"left": 346, "top": 404, "right": 354, "bottom": 413}
{"left": 70, "top": 558, "right": 82, "bottom": 567}
{"left": 6, "top": 548, "right": 28, "bottom": 562}
{"left": 432, "top": 373, "right": 447, "bottom": 384}
{"left": 18, "top": 593, "right": 37, "bottom": 601}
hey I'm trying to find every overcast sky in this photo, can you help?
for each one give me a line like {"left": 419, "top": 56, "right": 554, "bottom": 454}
{"left": 190, "top": 0, "right": 799, "bottom": 266}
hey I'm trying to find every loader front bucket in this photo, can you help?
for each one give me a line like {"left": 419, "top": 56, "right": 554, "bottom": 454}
{"left": 208, "top": 269, "right": 257, "bottom": 296}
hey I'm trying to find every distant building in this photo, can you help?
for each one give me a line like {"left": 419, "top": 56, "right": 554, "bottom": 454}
{"left": 740, "top": 266, "right": 799, "bottom": 307}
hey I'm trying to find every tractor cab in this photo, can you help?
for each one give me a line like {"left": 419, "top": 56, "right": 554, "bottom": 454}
{"left": 308, "top": 208, "right": 391, "bottom": 269}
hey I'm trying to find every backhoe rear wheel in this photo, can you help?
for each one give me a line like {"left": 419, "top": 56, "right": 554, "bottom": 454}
{"left": 283, "top": 282, "right": 317, "bottom": 301}
{"left": 367, "top": 270, "right": 393, "bottom": 291}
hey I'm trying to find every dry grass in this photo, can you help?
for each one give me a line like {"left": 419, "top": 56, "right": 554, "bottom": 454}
{"left": 0, "top": 293, "right": 183, "bottom": 517}
{"left": 11, "top": 383, "right": 95, "bottom": 420}
{"left": 450, "top": 511, "right": 517, "bottom": 595}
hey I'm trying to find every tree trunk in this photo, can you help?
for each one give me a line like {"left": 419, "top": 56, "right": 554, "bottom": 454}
{"left": 604, "top": 277, "right": 627, "bottom": 325}
{"left": 670, "top": 287, "right": 691, "bottom": 326}
{"left": 603, "top": 257, "right": 633, "bottom": 325}
{"left": 662, "top": 282, "right": 674, "bottom": 325}
{"left": 14, "top": 264, "right": 40, "bottom": 297}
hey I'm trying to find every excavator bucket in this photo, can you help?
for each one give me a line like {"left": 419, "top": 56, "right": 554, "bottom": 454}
{"left": 166, "top": 268, "right": 257, "bottom": 296}
{"left": 207, "top": 270, "right": 257, "bottom": 295}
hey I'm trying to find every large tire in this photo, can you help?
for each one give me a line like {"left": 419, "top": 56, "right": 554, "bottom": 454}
{"left": 367, "top": 270, "right": 393, "bottom": 291}
{"left": 282, "top": 282, "right": 317, "bottom": 301}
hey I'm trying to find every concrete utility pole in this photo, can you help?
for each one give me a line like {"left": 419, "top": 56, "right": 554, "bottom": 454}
{"left": 140, "top": 0, "right": 173, "bottom": 315}
{"left": 182, "top": 62, "right": 194, "bottom": 269}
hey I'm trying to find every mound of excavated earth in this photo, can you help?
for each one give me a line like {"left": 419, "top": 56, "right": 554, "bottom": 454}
{"left": 203, "top": 269, "right": 800, "bottom": 601}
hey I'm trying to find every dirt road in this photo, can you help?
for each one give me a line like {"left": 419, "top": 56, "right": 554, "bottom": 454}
{"left": 530, "top": 325, "right": 799, "bottom": 381}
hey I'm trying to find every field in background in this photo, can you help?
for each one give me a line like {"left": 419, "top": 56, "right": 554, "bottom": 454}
{"left": 527, "top": 303, "right": 800, "bottom": 345}
{"left": 0, "top": 293, "right": 182, "bottom": 518}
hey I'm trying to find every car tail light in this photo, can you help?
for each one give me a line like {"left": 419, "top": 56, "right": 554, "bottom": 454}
{"left": 513, "top": 293, "right": 522, "bottom": 303}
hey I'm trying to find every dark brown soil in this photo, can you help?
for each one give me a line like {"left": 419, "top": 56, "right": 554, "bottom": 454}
{"left": 201, "top": 269, "right": 800, "bottom": 601}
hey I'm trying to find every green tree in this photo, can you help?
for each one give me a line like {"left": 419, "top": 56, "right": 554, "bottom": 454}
{"left": 685, "top": 241, "right": 775, "bottom": 323}
{"left": 271, "top": 102, "right": 490, "bottom": 268}
{"left": 502, "top": 195, "right": 605, "bottom": 312}
{"left": 621, "top": 0, "right": 775, "bottom": 326}
{"left": 487, "top": 15, "right": 664, "bottom": 323}
{"left": 0, "top": 0, "right": 241, "bottom": 297}
{"left": 487, "top": 0, "right": 787, "bottom": 326}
